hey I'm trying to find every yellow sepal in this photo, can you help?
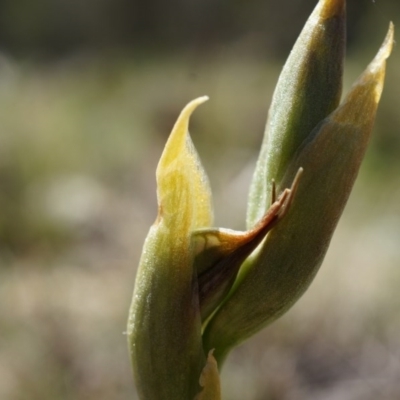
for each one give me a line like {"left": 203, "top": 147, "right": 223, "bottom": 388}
{"left": 156, "top": 96, "right": 213, "bottom": 233}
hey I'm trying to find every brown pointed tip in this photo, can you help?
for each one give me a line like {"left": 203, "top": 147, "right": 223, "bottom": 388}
{"left": 369, "top": 22, "right": 395, "bottom": 74}
{"left": 365, "top": 22, "right": 394, "bottom": 104}
{"left": 319, "top": 0, "right": 346, "bottom": 20}
{"left": 332, "top": 22, "right": 394, "bottom": 125}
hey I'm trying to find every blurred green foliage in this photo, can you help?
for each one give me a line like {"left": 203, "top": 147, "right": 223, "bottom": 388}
{"left": 0, "top": 0, "right": 399, "bottom": 58}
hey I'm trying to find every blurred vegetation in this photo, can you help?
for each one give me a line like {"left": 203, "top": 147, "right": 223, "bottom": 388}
{"left": 0, "top": 1, "right": 400, "bottom": 399}
{"left": 1, "top": 0, "right": 400, "bottom": 58}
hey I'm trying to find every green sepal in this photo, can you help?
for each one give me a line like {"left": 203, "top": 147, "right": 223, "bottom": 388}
{"left": 247, "top": 0, "right": 346, "bottom": 229}
{"left": 203, "top": 24, "right": 394, "bottom": 366}
{"left": 127, "top": 97, "right": 212, "bottom": 399}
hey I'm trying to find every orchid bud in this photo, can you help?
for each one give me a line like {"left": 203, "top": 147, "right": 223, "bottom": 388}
{"left": 203, "top": 23, "right": 394, "bottom": 365}
{"left": 127, "top": 95, "right": 297, "bottom": 398}
{"left": 128, "top": 0, "right": 394, "bottom": 394}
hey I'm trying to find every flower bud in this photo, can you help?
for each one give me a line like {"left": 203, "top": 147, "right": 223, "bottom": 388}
{"left": 203, "top": 23, "right": 394, "bottom": 365}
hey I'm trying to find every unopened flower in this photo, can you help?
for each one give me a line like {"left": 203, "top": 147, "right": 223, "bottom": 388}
{"left": 127, "top": 0, "right": 394, "bottom": 397}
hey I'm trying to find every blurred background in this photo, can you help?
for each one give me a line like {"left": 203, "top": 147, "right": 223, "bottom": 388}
{"left": 0, "top": 0, "right": 400, "bottom": 399}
